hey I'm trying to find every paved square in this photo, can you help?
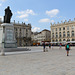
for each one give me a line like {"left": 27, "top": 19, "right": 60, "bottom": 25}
{"left": 0, "top": 46, "right": 75, "bottom": 75}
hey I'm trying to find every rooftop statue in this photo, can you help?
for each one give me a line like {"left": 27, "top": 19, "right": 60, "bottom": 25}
{"left": 4, "top": 6, "right": 13, "bottom": 23}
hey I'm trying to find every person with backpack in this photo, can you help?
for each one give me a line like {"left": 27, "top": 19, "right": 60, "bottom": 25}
{"left": 65, "top": 43, "right": 70, "bottom": 56}
{"left": 59, "top": 43, "right": 62, "bottom": 49}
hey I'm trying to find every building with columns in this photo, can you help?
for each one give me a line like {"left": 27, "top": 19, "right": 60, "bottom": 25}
{"left": 0, "top": 19, "right": 31, "bottom": 47}
{"left": 50, "top": 19, "right": 75, "bottom": 43}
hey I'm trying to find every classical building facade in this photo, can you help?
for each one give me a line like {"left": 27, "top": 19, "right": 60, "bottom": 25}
{"left": 0, "top": 20, "right": 31, "bottom": 47}
{"left": 31, "top": 29, "right": 51, "bottom": 45}
{"left": 51, "top": 19, "right": 75, "bottom": 43}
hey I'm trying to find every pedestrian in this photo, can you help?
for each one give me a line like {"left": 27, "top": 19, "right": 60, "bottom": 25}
{"left": 43, "top": 42, "right": 45, "bottom": 52}
{"left": 65, "top": 43, "right": 70, "bottom": 56}
{"left": 59, "top": 43, "right": 62, "bottom": 49}
{"left": 49, "top": 43, "right": 51, "bottom": 49}
{"left": 51, "top": 43, "right": 53, "bottom": 49}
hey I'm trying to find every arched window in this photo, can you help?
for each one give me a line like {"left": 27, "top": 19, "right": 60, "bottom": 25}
{"left": 72, "top": 39, "right": 75, "bottom": 41}
{"left": 59, "top": 39, "right": 62, "bottom": 42}
{"left": 52, "top": 40, "right": 54, "bottom": 42}
{"left": 67, "top": 39, "right": 70, "bottom": 41}
{"left": 63, "top": 39, "right": 65, "bottom": 41}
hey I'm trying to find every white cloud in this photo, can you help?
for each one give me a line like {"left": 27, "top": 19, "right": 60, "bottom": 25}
{"left": 17, "top": 11, "right": 25, "bottom": 14}
{"left": 39, "top": 18, "right": 50, "bottom": 22}
{"left": 39, "top": 18, "right": 54, "bottom": 23}
{"left": 17, "top": 9, "right": 36, "bottom": 19}
{"left": 46, "top": 9, "right": 59, "bottom": 17}
{"left": 24, "top": 19, "right": 28, "bottom": 21}
{"left": 17, "top": 14, "right": 28, "bottom": 18}
{"left": 32, "top": 27, "right": 40, "bottom": 32}
{"left": 25, "top": 9, "right": 36, "bottom": 15}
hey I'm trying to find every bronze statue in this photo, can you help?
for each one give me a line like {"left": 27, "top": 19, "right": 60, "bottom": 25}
{"left": 4, "top": 6, "right": 13, "bottom": 23}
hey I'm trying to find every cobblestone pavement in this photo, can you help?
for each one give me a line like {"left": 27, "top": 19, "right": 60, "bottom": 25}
{"left": 0, "top": 46, "right": 75, "bottom": 75}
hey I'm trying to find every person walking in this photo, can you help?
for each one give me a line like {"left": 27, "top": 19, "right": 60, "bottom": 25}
{"left": 51, "top": 43, "right": 53, "bottom": 50}
{"left": 65, "top": 43, "right": 70, "bottom": 56}
{"left": 59, "top": 43, "right": 62, "bottom": 49}
{"left": 43, "top": 42, "right": 45, "bottom": 52}
{"left": 49, "top": 43, "right": 51, "bottom": 49}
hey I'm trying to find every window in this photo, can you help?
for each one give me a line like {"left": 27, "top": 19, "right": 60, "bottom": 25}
{"left": 67, "top": 39, "right": 70, "bottom": 41}
{"left": 59, "top": 32, "right": 61, "bottom": 37}
{"left": 20, "top": 28, "right": 21, "bottom": 31}
{"left": 63, "top": 31, "right": 65, "bottom": 37}
{"left": 26, "top": 29, "right": 28, "bottom": 32}
{"left": 15, "top": 28, "right": 17, "bottom": 32}
{"left": 52, "top": 33, "right": 54, "bottom": 38}
{"left": 63, "top": 27, "right": 65, "bottom": 30}
{"left": 67, "top": 31, "right": 70, "bottom": 37}
{"left": 52, "top": 40, "right": 54, "bottom": 42}
{"left": 59, "top": 39, "right": 61, "bottom": 42}
{"left": 59, "top": 28, "right": 61, "bottom": 31}
{"left": 71, "top": 25, "right": 74, "bottom": 29}
{"left": 56, "top": 28, "right": 57, "bottom": 31}
{"left": 72, "top": 39, "right": 75, "bottom": 41}
{"left": 56, "top": 39, "right": 58, "bottom": 42}
{"left": 56, "top": 32, "right": 58, "bottom": 38}
{"left": 72, "top": 31, "right": 74, "bottom": 37}
{"left": 63, "top": 39, "right": 65, "bottom": 41}
{"left": 67, "top": 26, "right": 69, "bottom": 30}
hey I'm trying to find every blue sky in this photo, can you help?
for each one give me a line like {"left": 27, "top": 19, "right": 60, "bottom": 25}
{"left": 0, "top": 0, "right": 75, "bottom": 32}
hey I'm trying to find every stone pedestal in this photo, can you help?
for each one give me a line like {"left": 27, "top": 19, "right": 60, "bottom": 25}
{"left": 0, "top": 23, "right": 17, "bottom": 55}
{"left": 1, "top": 48, "right": 5, "bottom": 56}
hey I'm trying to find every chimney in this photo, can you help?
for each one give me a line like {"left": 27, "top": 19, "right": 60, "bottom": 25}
{"left": 69, "top": 19, "right": 71, "bottom": 22}
{"left": 65, "top": 20, "right": 67, "bottom": 22}
{"left": 61, "top": 21, "right": 63, "bottom": 23}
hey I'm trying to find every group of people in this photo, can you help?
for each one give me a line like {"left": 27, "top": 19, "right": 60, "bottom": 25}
{"left": 43, "top": 42, "right": 53, "bottom": 52}
{"left": 43, "top": 42, "right": 70, "bottom": 56}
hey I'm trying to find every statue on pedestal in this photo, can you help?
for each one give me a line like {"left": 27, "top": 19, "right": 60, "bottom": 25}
{"left": 4, "top": 6, "right": 13, "bottom": 23}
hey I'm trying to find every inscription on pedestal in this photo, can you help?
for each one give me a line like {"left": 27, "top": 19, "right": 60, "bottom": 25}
{"left": 6, "top": 28, "right": 13, "bottom": 41}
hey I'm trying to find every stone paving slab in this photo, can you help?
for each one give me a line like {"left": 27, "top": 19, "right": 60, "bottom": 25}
{"left": 0, "top": 46, "right": 75, "bottom": 75}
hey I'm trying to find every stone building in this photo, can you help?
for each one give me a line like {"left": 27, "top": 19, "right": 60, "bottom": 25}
{"left": 0, "top": 19, "right": 31, "bottom": 47}
{"left": 31, "top": 29, "right": 51, "bottom": 45}
{"left": 51, "top": 19, "right": 75, "bottom": 43}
